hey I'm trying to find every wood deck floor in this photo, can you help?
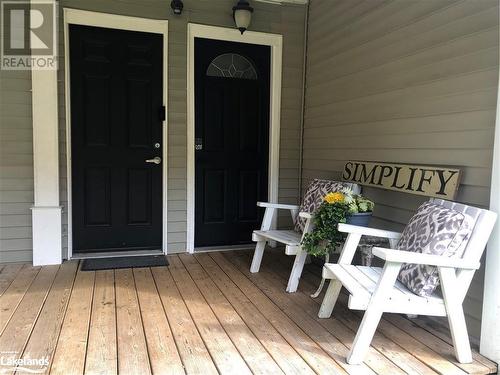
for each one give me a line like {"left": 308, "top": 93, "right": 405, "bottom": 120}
{"left": 0, "top": 249, "right": 496, "bottom": 375}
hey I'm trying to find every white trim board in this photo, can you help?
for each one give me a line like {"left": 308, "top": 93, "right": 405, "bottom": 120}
{"left": 480, "top": 48, "right": 500, "bottom": 362}
{"left": 63, "top": 9, "right": 169, "bottom": 258}
{"left": 31, "top": 66, "right": 62, "bottom": 265}
{"left": 186, "top": 23, "right": 283, "bottom": 253}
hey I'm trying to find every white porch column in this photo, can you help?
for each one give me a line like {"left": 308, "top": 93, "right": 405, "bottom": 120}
{"left": 31, "top": 68, "right": 62, "bottom": 266}
{"left": 480, "top": 72, "right": 500, "bottom": 362}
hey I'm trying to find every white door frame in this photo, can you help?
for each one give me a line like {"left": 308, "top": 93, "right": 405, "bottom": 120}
{"left": 63, "top": 9, "right": 169, "bottom": 258}
{"left": 480, "top": 49, "right": 500, "bottom": 362}
{"left": 186, "top": 23, "right": 283, "bottom": 253}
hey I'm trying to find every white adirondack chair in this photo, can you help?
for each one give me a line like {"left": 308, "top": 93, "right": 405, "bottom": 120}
{"left": 318, "top": 198, "right": 497, "bottom": 365}
{"left": 250, "top": 202, "right": 312, "bottom": 293}
{"left": 250, "top": 180, "right": 360, "bottom": 293}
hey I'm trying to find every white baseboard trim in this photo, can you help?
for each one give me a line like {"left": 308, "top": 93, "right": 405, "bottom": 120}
{"left": 31, "top": 206, "right": 62, "bottom": 266}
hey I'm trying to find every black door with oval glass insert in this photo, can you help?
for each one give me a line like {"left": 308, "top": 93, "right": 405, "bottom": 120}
{"left": 195, "top": 38, "right": 270, "bottom": 247}
{"left": 70, "top": 25, "right": 163, "bottom": 253}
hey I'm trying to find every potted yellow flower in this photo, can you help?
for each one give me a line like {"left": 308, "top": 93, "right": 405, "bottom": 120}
{"left": 302, "top": 189, "right": 374, "bottom": 257}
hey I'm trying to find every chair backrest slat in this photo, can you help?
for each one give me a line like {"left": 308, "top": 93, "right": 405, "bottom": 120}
{"left": 462, "top": 209, "right": 497, "bottom": 262}
{"left": 429, "top": 198, "right": 497, "bottom": 296}
{"left": 455, "top": 210, "right": 497, "bottom": 297}
{"left": 430, "top": 198, "right": 496, "bottom": 262}
{"left": 431, "top": 198, "right": 482, "bottom": 217}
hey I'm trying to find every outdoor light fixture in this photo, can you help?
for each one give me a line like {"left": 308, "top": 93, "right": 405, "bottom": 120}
{"left": 232, "top": 0, "right": 253, "bottom": 34}
{"left": 170, "top": 0, "right": 183, "bottom": 15}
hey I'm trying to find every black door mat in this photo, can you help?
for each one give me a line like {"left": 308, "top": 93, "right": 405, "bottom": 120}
{"left": 81, "top": 255, "right": 168, "bottom": 271}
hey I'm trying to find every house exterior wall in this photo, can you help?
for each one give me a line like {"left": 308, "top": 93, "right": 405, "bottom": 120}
{"left": 302, "top": 0, "right": 499, "bottom": 341}
{"left": 0, "top": 69, "right": 33, "bottom": 263}
{"left": 0, "top": 0, "right": 306, "bottom": 261}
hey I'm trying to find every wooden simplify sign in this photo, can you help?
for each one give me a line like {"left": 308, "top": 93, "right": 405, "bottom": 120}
{"left": 342, "top": 161, "right": 461, "bottom": 199}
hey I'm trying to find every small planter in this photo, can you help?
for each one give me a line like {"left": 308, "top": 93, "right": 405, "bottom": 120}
{"left": 346, "top": 212, "right": 372, "bottom": 227}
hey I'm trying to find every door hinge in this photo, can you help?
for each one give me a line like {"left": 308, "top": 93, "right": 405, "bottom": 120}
{"left": 159, "top": 106, "right": 166, "bottom": 121}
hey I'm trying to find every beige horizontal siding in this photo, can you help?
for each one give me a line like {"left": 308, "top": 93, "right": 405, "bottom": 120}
{"left": 0, "top": 67, "right": 33, "bottom": 263}
{"left": 303, "top": 0, "right": 499, "bottom": 341}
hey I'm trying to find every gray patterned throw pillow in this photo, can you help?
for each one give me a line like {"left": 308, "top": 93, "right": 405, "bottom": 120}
{"left": 396, "top": 201, "right": 474, "bottom": 297}
{"left": 294, "top": 179, "right": 359, "bottom": 232}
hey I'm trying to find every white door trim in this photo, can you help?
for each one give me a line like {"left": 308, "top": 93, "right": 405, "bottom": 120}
{"left": 63, "top": 9, "right": 169, "bottom": 258}
{"left": 186, "top": 23, "right": 283, "bottom": 253}
{"left": 480, "top": 45, "right": 500, "bottom": 362}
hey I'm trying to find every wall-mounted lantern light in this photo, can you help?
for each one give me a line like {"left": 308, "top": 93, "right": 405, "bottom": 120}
{"left": 232, "top": 0, "right": 253, "bottom": 34}
{"left": 170, "top": 0, "right": 183, "bottom": 15}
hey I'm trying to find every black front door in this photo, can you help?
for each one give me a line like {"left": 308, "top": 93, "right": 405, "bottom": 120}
{"left": 195, "top": 38, "right": 270, "bottom": 247}
{"left": 70, "top": 25, "right": 163, "bottom": 253}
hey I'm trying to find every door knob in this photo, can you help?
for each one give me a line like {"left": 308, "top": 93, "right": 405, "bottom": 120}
{"left": 145, "top": 156, "right": 161, "bottom": 165}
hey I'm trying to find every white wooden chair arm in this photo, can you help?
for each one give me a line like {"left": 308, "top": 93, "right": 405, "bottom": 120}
{"left": 257, "top": 202, "right": 300, "bottom": 211}
{"left": 338, "top": 223, "right": 402, "bottom": 240}
{"left": 372, "top": 247, "right": 481, "bottom": 270}
{"left": 298, "top": 212, "right": 312, "bottom": 219}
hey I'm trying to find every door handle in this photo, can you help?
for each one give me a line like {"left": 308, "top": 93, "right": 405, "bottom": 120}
{"left": 145, "top": 156, "right": 161, "bottom": 165}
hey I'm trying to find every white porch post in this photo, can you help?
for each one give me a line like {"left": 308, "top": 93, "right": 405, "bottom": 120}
{"left": 480, "top": 68, "right": 500, "bottom": 362}
{"left": 31, "top": 68, "right": 62, "bottom": 266}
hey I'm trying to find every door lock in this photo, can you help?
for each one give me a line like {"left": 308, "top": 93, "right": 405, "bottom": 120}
{"left": 195, "top": 138, "right": 203, "bottom": 151}
{"left": 145, "top": 156, "right": 161, "bottom": 165}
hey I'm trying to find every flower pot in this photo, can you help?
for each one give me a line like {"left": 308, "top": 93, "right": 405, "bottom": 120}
{"left": 346, "top": 212, "right": 372, "bottom": 227}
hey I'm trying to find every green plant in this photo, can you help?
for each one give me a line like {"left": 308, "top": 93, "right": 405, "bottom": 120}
{"left": 346, "top": 194, "right": 375, "bottom": 214}
{"left": 301, "top": 201, "right": 348, "bottom": 257}
{"left": 301, "top": 189, "right": 375, "bottom": 257}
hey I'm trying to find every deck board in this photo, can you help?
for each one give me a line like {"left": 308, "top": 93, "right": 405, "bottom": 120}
{"left": 196, "top": 252, "right": 316, "bottom": 375}
{"left": 168, "top": 256, "right": 252, "bottom": 375}
{"left": 252, "top": 249, "right": 485, "bottom": 375}
{"left": 253, "top": 250, "right": 468, "bottom": 373}
{"left": 133, "top": 267, "right": 184, "bottom": 375}
{"left": 179, "top": 253, "right": 284, "bottom": 375}
{"left": 240, "top": 250, "right": 452, "bottom": 374}
{"left": 0, "top": 250, "right": 496, "bottom": 375}
{"left": 84, "top": 270, "right": 116, "bottom": 375}
{"left": 20, "top": 262, "right": 78, "bottom": 373}
{"left": 50, "top": 269, "right": 95, "bottom": 375}
{"left": 407, "top": 317, "right": 498, "bottom": 372}
{"left": 243, "top": 257, "right": 437, "bottom": 375}
{"left": 0, "top": 263, "right": 24, "bottom": 296}
{"left": 151, "top": 266, "right": 218, "bottom": 375}
{"left": 225, "top": 251, "right": 415, "bottom": 375}
{"left": 209, "top": 252, "right": 351, "bottom": 375}
{"left": 115, "top": 269, "right": 151, "bottom": 375}
{"left": 0, "top": 265, "right": 59, "bottom": 374}
{"left": 230, "top": 261, "right": 380, "bottom": 375}
{"left": 0, "top": 265, "right": 40, "bottom": 334}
